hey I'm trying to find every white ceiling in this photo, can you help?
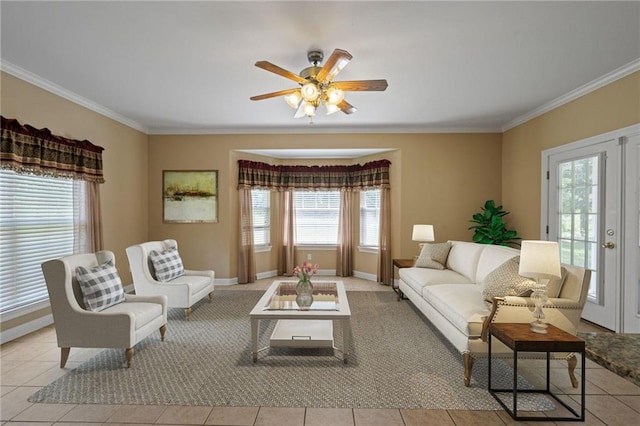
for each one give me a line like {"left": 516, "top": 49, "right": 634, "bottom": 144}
{"left": 1, "top": 1, "right": 639, "bottom": 135}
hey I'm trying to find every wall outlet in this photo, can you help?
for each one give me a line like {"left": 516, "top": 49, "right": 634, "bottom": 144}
{"left": 307, "top": 254, "right": 312, "bottom": 261}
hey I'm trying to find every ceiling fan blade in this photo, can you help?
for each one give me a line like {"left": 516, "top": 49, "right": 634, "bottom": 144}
{"left": 255, "top": 61, "right": 307, "bottom": 84}
{"left": 332, "top": 80, "right": 388, "bottom": 92}
{"left": 316, "top": 49, "right": 352, "bottom": 82}
{"left": 337, "top": 100, "right": 357, "bottom": 115}
{"left": 250, "top": 88, "right": 300, "bottom": 101}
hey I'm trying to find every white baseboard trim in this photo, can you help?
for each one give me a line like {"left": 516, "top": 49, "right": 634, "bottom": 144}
{"left": 317, "top": 269, "right": 337, "bottom": 276}
{"left": 215, "top": 277, "right": 238, "bottom": 286}
{"left": 256, "top": 270, "right": 278, "bottom": 280}
{"left": 0, "top": 314, "right": 54, "bottom": 344}
{"left": 353, "top": 270, "right": 378, "bottom": 282}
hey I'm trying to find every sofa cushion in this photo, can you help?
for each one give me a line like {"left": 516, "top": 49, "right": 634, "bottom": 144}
{"left": 446, "top": 241, "right": 486, "bottom": 282}
{"left": 76, "top": 259, "right": 125, "bottom": 312}
{"left": 422, "top": 284, "right": 490, "bottom": 337}
{"left": 400, "top": 267, "right": 472, "bottom": 295}
{"left": 481, "top": 256, "right": 535, "bottom": 302}
{"left": 475, "top": 244, "right": 520, "bottom": 283}
{"left": 104, "top": 301, "right": 163, "bottom": 330}
{"left": 149, "top": 246, "right": 185, "bottom": 282}
{"left": 415, "top": 242, "right": 452, "bottom": 270}
{"left": 167, "top": 274, "right": 212, "bottom": 293}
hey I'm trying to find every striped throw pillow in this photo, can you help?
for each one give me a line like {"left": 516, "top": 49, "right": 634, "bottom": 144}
{"left": 76, "top": 259, "right": 125, "bottom": 312}
{"left": 149, "top": 246, "right": 185, "bottom": 282}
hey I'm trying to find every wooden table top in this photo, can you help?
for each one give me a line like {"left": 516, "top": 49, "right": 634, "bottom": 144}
{"left": 393, "top": 258, "right": 415, "bottom": 268}
{"left": 490, "top": 323, "right": 585, "bottom": 352}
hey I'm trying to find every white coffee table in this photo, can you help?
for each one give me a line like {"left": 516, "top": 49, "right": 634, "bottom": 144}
{"left": 249, "top": 280, "right": 351, "bottom": 363}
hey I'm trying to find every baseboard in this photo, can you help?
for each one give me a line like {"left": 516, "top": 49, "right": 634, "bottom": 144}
{"left": 256, "top": 270, "right": 278, "bottom": 280}
{"left": 215, "top": 277, "right": 238, "bottom": 286}
{"left": 0, "top": 314, "right": 53, "bottom": 344}
{"left": 353, "top": 270, "right": 378, "bottom": 282}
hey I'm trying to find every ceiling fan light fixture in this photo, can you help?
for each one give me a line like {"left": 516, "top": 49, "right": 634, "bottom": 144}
{"left": 301, "top": 82, "right": 319, "bottom": 101}
{"left": 303, "top": 101, "right": 316, "bottom": 116}
{"left": 285, "top": 91, "right": 302, "bottom": 109}
{"left": 326, "top": 86, "right": 345, "bottom": 104}
{"left": 325, "top": 103, "right": 340, "bottom": 115}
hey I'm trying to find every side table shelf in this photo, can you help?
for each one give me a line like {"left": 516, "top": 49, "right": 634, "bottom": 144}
{"left": 488, "top": 323, "right": 585, "bottom": 422}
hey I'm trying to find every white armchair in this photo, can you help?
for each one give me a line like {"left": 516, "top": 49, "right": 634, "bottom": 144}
{"left": 41, "top": 251, "right": 168, "bottom": 368}
{"left": 126, "top": 239, "right": 214, "bottom": 320}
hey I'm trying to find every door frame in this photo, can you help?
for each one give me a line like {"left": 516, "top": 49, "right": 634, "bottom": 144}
{"left": 541, "top": 123, "right": 640, "bottom": 332}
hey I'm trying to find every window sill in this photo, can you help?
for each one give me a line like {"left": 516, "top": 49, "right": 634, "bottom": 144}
{"left": 358, "top": 246, "right": 379, "bottom": 254}
{"left": 294, "top": 244, "right": 338, "bottom": 250}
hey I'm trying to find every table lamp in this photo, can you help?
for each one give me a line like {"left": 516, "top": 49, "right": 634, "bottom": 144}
{"left": 412, "top": 224, "right": 434, "bottom": 253}
{"left": 518, "top": 240, "right": 562, "bottom": 334}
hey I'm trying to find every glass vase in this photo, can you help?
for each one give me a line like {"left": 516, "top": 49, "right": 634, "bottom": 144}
{"left": 295, "top": 279, "right": 314, "bottom": 310}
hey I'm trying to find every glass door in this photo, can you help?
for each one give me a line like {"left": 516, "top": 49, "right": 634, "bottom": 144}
{"left": 548, "top": 139, "right": 620, "bottom": 330}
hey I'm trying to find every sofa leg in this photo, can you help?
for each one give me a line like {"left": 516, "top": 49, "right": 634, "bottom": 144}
{"left": 208, "top": 291, "right": 214, "bottom": 302}
{"left": 160, "top": 324, "right": 167, "bottom": 342}
{"left": 463, "top": 353, "right": 474, "bottom": 387}
{"left": 60, "top": 347, "right": 70, "bottom": 368}
{"left": 568, "top": 354, "right": 579, "bottom": 388}
{"left": 125, "top": 348, "right": 134, "bottom": 368}
{"left": 185, "top": 307, "right": 192, "bottom": 320}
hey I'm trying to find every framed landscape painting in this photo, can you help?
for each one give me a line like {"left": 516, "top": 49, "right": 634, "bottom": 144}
{"left": 163, "top": 170, "right": 218, "bottom": 223}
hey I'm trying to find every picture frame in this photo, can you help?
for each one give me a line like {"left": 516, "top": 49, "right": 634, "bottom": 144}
{"left": 163, "top": 170, "right": 218, "bottom": 223}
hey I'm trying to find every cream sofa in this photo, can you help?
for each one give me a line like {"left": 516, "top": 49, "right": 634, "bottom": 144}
{"left": 398, "top": 240, "right": 591, "bottom": 387}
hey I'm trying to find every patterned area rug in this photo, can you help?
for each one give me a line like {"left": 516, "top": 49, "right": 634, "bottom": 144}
{"left": 30, "top": 290, "right": 553, "bottom": 410}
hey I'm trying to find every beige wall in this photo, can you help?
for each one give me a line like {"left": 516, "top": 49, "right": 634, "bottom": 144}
{"left": 148, "top": 133, "right": 503, "bottom": 279}
{"left": 502, "top": 71, "right": 640, "bottom": 239}
{"left": 1, "top": 72, "right": 149, "bottom": 332}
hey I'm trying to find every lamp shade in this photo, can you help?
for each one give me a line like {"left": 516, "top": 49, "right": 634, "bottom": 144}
{"left": 412, "top": 224, "right": 435, "bottom": 242}
{"left": 519, "top": 240, "right": 562, "bottom": 279}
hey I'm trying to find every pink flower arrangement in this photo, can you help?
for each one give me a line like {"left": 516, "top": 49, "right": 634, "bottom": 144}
{"left": 293, "top": 261, "right": 319, "bottom": 282}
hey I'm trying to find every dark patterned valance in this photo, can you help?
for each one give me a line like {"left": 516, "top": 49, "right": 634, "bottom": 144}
{"left": 238, "top": 159, "right": 391, "bottom": 191}
{"left": 1, "top": 116, "right": 105, "bottom": 183}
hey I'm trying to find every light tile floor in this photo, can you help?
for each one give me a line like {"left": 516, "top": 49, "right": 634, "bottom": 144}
{"left": 1, "top": 277, "right": 639, "bottom": 425}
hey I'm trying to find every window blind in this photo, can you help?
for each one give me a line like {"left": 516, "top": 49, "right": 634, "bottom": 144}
{"left": 0, "top": 170, "right": 74, "bottom": 314}
{"left": 360, "top": 189, "right": 381, "bottom": 247}
{"left": 294, "top": 191, "right": 340, "bottom": 245}
{"left": 251, "top": 189, "right": 270, "bottom": 246}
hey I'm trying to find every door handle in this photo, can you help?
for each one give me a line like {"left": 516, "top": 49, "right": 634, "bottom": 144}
{"left": 602, "top": 242, "right": 616, "bottom": 249}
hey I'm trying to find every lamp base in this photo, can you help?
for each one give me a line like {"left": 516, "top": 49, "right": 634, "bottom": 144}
{"left": 530, "top": 320, "right": 549, "bottom": 334}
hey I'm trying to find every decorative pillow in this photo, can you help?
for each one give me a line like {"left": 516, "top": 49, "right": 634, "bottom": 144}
{"left": 415, "top": 242, "right": 452, "bottom": 270}
{"left": 481, "top": 256, "right": 536, "bottom": 302}
{"left": 149, "top": 246, "right": 185, "bottom": 282}
{"left": 76, "top": 259, "right": 125, "bottom": 312}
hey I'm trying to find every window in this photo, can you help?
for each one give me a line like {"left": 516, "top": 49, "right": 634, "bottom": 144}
{"left": 360, "top": 189, "right": 381, "bottom": 248}
{"left": 0, "top": 170, "right": 74, "bottom": 314}
{"left": 251, "top": 189, "right": 270, "bottom": 246}
{"left": 294, "top": 191, "right": 340, "bottom": 245}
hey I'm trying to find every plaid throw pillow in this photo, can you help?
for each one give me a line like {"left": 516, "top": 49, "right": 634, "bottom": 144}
{"left": 76, "top": 259, "right": 125, "bottom": 312}
{"left": 149, "top": 246, "right": 185, "bottom": 282}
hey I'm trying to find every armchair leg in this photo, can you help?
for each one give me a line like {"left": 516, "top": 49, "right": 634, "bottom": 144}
{"left": 125, "top": 348, "right": 134, "bottom": 368}
{"left": 160, "top": 324, "right": 167, "bottom": 342}
{"left": 463, "top": 353, "right": 474, "bottom": 387}
{"left": 208, "top": 291, "right": 214, "bottom": 302}
{"left": 60, "top": 347, "right": 70, "bottom": 368}
{"left": 185, "top": 307, "right": 192, "bottom": 320}
{"left": 568, "top": 354, "right": 579, "bottom": 388}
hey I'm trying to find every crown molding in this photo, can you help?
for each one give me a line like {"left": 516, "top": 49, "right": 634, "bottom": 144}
{"left": 502, "top": 58, "right": 640, "bottom": 132}
{"left": 1, "top": 61, "right": 149, "bottom": 134}
{"left": 148, "top": 124, "right": 502, "bottom": 135}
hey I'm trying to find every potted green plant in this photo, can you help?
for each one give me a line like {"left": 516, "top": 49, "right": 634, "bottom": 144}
{"left": 468, "top": 200, "right": 520, "bottom": 247}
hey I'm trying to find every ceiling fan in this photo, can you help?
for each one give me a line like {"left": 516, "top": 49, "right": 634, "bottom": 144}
{"left": 250, "top": 48, "right": 388, "bottom": 119}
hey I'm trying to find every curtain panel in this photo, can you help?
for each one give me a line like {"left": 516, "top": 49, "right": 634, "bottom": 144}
{"left": 1, "top": 116, "right": 105, "bottom": 183}
{"left": 238, "top": 159, "right": 391, "bottom": 191}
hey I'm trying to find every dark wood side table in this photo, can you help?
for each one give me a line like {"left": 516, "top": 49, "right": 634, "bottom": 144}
{"left": 488, "top": 323, "right": 585, "bottom": 422}
{"left": 392, "top": 258, "right": 414, "bottom": 301}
